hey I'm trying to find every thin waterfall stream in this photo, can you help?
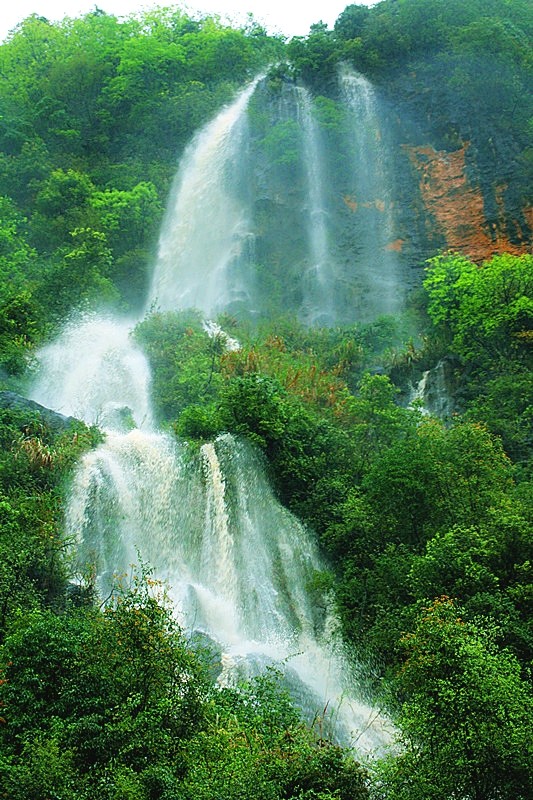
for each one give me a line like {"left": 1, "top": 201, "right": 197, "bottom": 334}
{"left": 293, "top": 86, "right": 334, "bottom": 324}
{"left": 339, "top": 64, "right": 403, "bottom": 318}
{"left": 29, "top": 77, "right": 393, "bottom": 754}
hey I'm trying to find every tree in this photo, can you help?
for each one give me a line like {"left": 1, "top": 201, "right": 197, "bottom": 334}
{"left": 287, "top": 24, "right": 339, "bottom": 90}
{"left": 344, "top": 373, "right": 417, "bottom": 477}
{"left": 423, "top": 252, "right": 533, "bottom": 462}
{"left": 34, "top": 227, "right": 118, "bottom": 321}
{"left": 0, "top": 572, "right": 207, "bottom": 795}
{"left": 32, "top": 169, "right": 96, "bottom": 251}
{"left": 334, "top": 5, "right": 370, "bottom": 41}
{"left": 377, "top": 598, "right": 533, "bottom": 800}
{"left": 182, "top": 671, "right": 369, "bottom": 800}
{"left": 329, "top": 417, "right": 516, "bottom": 666}
{"left": 424, "top": 252, "right": 533, "bottom": 363}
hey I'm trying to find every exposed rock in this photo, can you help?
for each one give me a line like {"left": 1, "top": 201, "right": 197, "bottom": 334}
{"left": 385, "top": 238, "right": 405, "bottom": 252}
{"left": 66, "top": 581, "right": 94, "bottom": 607}
{"left": 188, "top": 630, "right": 223, "bottom": 682}
{"left": 0, "top": 391, "right": 80, "bottom": 433}
{"left": 408, "top": 358, "right": 460, "bottom": 419}
{"left": 404, "top": 143, "right": 532, "bottom": 261}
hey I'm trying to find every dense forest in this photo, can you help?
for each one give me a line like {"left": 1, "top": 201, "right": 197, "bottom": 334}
{"left": 0, "top": 1, "right": 532, "bottom": 798}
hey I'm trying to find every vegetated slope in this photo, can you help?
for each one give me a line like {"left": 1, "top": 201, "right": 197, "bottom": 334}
{"left": 0, "top": 8, "right": 283, "bottom": 371}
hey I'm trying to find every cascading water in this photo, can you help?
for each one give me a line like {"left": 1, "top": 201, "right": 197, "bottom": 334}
{"left": 148, "top": 77, "right": 261, "bottom": 316}
{"left": 409, "top": 360, "right": 455, "bottom": 418}
{"left": 67, "top": 428, "right": 391, "bottom": 751}
{"left": 339, "top": 64, "right": 403, "bottom": 318}
{"left": 29, "top": 76, "right": 392, "bottom": 754}
{"left": 29, "top": 314, "right": 153, "bottom": 431}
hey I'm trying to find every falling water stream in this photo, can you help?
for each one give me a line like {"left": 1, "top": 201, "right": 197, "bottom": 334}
{"left": 148, "top": 76, "right": 261, "bottom": 316}
{"left": 30, "top": 77, "right": 392, "bottom": 753}
{"left": 339, "top": 64, "right": 403, "bottom": 317}
{"left": 293, "top": 86, "right": 334, "bottom": 323}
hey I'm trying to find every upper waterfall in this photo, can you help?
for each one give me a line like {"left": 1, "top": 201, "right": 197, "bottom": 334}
{"left": 147, "top": 76, "right": 262, "bottom": 316}
{"left": 293, "top": 86, "right": 335, "bottom": 324}
{"left": 147, "top": 68, "right": 406, "bottom": 325}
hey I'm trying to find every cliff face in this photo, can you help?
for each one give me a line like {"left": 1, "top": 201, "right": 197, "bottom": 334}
{"left": 404, "top": 143, "right": 532, "bottom": 262}
{"left": 236, "top": 79, "right": 531, "bottom": 324}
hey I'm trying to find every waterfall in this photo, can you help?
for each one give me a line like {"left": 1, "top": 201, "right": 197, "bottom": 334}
{"left": 293, "top": 87, "right": 335, "bottom": 324}
{"left": 67, "top": 428, "right": 188, "bottom": 590}
{"left": 29, "top": 77, "right": 392, "bottom": 754}
{"left": 410, "top": 360, "right": 455, "bottom": 418}
{"left": 66, "top": 428, "right": 391, "bottom": 751}
{"left": 147, "top": 77, "right": 261, "bottom": 316}
{"left": 339, "top": 64, "right": 403, "bottom": 318}
{"left": 29, "top": 314, "right": 153, "bottom": 431}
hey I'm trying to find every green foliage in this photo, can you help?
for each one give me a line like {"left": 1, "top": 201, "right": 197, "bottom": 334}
{"left": 260, "top": 119, "right": 302, "bottom": 167}
{"left": 424, "top": 252, "right": 533, "bottom": 362}
{"left": 0, "top": 198, "right": 40, "bottom": 375}
{"left": 423, "top": 252, "right": 533, "bottom": 462}
{"left": 0, "top": 5, "right": 531, "bottom": 797}
{"left": 334, "top": 5, "right": 370, "bottom": 42}
{"left": 0, "top": 197, "right": 36, "bottom": 288}
{"left": 0, "top": 571, "right": 208, "bottom": 798}
{"left": 182, "top": 672, "right": 369, "bottom": 800}
{"left": 0, "top": 572, "right": 369, "bottom": 800}
{"left": 464, "top": 365, "right": 532, "bottom": 463}
{"left": 33, "top": 169, "right": 96, "bottom": 248}
{"left": 133, "top": 311, "right": 226, "bottom": 424}
{"left": 174, "top": 403, "right": 223, "bottom": 441}
{"left": 312, "top": 94, "right": 344, "bottom": 132}
{"left": 0, "top": 291, "right": 40, "bottom": 376}
{"left": 329, "top": 417, "right": 524, "bottom": 667}
{"left": 218, "top": 372, "right": 357, "bottom": 527}
{"left": 89, "top": 181, "right": 161, "bottom": 252}
{"left": 287, "top": 25, "right": 339, "bottom": 90}
{"left": 0, "top": 8, "right": 282, "bottom": 323}
{"left": 344, "top": 373, "right": 417, "bottom": 475}
{"left": 0, "top": 405, "right": 100, "bottom": 639}
{"left": 408, "top": 506, "right": 533, "bottom": 662}
{"left": 376, "top": 598, "right": 533, "bottom": 800}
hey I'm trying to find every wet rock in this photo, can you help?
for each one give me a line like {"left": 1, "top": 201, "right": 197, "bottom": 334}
{"left": 0, "top": 390, "right": 80, "bottom": 433}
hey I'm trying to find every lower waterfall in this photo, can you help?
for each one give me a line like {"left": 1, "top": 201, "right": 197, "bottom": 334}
{"left": 30, "top": 312, "right": 391, "bottom": 754}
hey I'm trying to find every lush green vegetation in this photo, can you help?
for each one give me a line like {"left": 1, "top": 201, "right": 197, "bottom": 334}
{"left": 1, "top": 564, "right": 368, "bottom": 800}
{"left": 0, "top": 7, "right": 283, "bottom": 370}
{"left": 0, "top": 2, "right": 532, "bottom": 798}
{"left": 130, "top": 248, "right": 533, "bottom": 799}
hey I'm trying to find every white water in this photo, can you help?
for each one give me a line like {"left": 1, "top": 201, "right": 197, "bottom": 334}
{"left": 339, "top": 64, "right": 403, "bottom": 318}
{"left": 66, "top": 428, "right": 391, "bottom": 751}
{"left": 148, "top": 77, "right": 261, "bottom": 316}
{"left": 409, "top": 360, "right": 454, "bottom": 418}
{"left": 29, "top": 314, "right": 153, "bottom": 431}
{"left": 29, "top": 77, "right": 393, "bottom": 754}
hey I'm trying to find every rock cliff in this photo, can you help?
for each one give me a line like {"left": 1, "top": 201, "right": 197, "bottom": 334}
{"left": 404, "top": 142, "right": 532, "bottom": 262}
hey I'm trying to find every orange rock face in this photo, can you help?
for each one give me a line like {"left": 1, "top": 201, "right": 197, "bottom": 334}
{"left": 385, "top": 238, "right": 405, "bottom": 252}
{"left": 404, "top": 143, "right": 532, "bottom": 262}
